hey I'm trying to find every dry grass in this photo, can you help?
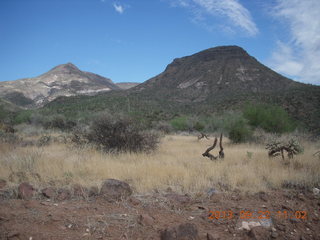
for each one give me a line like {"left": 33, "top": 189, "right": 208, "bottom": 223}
{"left": 0, "top": 135, "right": 319, "bottom": 194}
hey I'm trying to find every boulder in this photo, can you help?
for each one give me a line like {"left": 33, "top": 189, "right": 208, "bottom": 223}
{"left": 100, "top": 179, "right": 132, "bottom": 201}
{"left": 18, "top": 182, "right": 35, "bottom": 200}
{"left": 160, "top": 223, "right": 199, "bottom": 240}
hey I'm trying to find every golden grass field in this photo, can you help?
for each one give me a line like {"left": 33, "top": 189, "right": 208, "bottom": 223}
{"left": 0, "top": 135, "right": 319, "bottom": 194}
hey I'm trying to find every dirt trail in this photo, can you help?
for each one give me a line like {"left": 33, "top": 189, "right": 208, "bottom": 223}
{"left": 1, "top": 190, "right": 319, "bottom": 240}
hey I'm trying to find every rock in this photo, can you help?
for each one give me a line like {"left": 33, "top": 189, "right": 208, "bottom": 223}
{"left": 56, "top": 188, "right": 71, "bottom": 201}
{"left": 89, "top": 186, "right": 99, "bottom": 197}
{"left": 259, "top": 218, "right": 273, "bottom": 228}
{"left": 138, "top": 214, "right": 154, "bottom": 226}
{"left": 207, "top": 233, "right": 220, "bottom": 240}
{"left": 207, "top": 188, "right": 218, "bottom": 198}
{"left": 129, "top": 196, "right": 141, "bottom": 206}
{"left": 42, "top": 187, "right": 57, "bottom": 199}
{"left": 238, "top": 221, "right": 261, "bottom": 231}
{"left": 0, "top": 179, "right": 6, "bottom": 189}
{"left": 271, "top": 232, "right": 279, "bottom": 238}
{"left": 313, "top": 188, "right": 320, "bottom": 195}
{"left": 7, "top": 231, "right": 20, "bottom": 238}
{"left": 18, "top": 182, "right": 35, "bottom": 200}
{"left": 248, "top": 226, "right": 270, "bottom": 240}
{"left": 165, "top": 193, "right": 191, "bottom": 204}
{"left": 160, "top": 223, "right": 199, "bottom": 240}
{"left": 258, "top": 191, "right": 268, "bottom": 202}
{"left": 100, "top": 179, "right": 132, "bottom": 201}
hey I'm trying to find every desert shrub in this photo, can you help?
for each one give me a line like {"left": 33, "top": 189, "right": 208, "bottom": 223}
{"left": 155, "top": 121, "right": 173, "bottom": 134}
{"left": 37, "top": 135, "right": 51, "bottom": 147}
{"left": 86, "top": 114, "right": 159, "bottom": 153}
{"left": 0, "top": 131, "right": 21, "bottom": 145}
{"left": 243, "top": 104, "right": 296, "bottom": 134}
{"left": 12, "top": 110, "right": 33, "bottom": 125}
{"left": 43, "top": 115, "right": 76, "bottom": 131}
{"left": 228, "top": 119, "right": 253, "bottom": 143}
{"left": 170, "top": 116, "right": 190, "bottom": 131}
{"left": 193, "top": 121, "right": 205, "bottom": 132}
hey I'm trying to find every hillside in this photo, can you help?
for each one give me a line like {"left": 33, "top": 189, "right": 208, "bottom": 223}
{"left": 0, "top": 63, "right": 120, "bottom": 107}
{"left": 39, "top": 46, "right": 320, "bottom": 134}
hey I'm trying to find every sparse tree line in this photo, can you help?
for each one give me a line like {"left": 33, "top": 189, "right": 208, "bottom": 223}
{"left": 0, "top": 103, "right": 317, "bottom": 157}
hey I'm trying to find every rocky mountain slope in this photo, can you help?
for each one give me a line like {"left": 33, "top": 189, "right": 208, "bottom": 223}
{"left": 132, "top": 46, "right": 302, "bottom": 103}
{"left": 0, "top": 63, "right": 120, "bottom": 107}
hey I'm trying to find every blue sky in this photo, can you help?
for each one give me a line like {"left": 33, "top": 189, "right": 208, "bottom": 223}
{"left": 0, "top": 0, "right": 319, "bottom": 84}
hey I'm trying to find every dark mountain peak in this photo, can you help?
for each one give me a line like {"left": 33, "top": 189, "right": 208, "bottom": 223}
{"left": 135, "top": 45, "right": 299, "bottom": 101}
{"left": 171, "top": 45, "right": 250, "bottom": 66}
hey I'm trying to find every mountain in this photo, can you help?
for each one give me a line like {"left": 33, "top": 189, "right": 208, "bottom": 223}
{"left": 132, "top": 46, "right": 301, "bottom": 102}
{"left": 0, "top": 63, "right": 120, "bottom": 107}
{"left": 41, "top": 46, "right": 320, "bottom": 134}
{"left": 116, "top": 82, "right": 140, "bottom": 90}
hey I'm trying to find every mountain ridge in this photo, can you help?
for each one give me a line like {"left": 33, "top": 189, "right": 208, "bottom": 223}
{"left": 0, "top": 63, "right": 120, "bottom": 107}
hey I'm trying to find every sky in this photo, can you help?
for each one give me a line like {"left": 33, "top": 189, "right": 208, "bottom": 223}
{"left": 0, "top": 0, "right": 319, "bottom": 85}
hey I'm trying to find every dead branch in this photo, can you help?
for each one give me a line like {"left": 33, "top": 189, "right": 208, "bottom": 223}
{"left": 202, "top": 134, "right": 225, "bottom": 160}
{"left": 198, "top": 132, "right": 209, "bottom": 140}
{"left": 218, "top": 133, "right": 224, "bottom": 159}
{"left": 202, "top": 137, "right": 217, "bottom": 160}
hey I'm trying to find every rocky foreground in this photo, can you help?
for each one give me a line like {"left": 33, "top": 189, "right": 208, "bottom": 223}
{"left": 0, "top": 179, "right": 319, "bottom": 240}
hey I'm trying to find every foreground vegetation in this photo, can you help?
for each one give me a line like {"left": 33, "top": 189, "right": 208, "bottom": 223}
{"left": 1, "top": 133, "right": 319, "bottom": 194}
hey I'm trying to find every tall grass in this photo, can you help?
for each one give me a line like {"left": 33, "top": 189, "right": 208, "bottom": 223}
{"left": 0, "top": 135, "right": 319, "bottom": 193}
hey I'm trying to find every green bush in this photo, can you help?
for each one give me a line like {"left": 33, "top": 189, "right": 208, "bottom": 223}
{"left": 243, "top": 104, "right": 296, "bottom": 134}
{"left": 228, "top": 119, "right": 253, "bottom": 143}
{"left": 170, "top": 116, "right": 189, "bottom": 131}
{"left": 12, "top": 110, "right": 33, "bottom": 125}
{"left": 43, "top": 115, "right": 76, "bottom": 131}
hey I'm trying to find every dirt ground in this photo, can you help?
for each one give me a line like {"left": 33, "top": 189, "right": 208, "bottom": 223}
{"left": 1, "top": 189, "right": 319, "bottom": 240}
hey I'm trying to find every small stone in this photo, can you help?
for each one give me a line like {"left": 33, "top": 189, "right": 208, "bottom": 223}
{"left": 207, "top": 233, "right": 220, "bottom": 240}
{"left": 248, "top": 227, "right": 269, "bottom": 240}
{"left": 313, "top": 188, "right": 320, "bottom": 195}
{"left": 0, "top": 179, "right": 7, "bottom": 189}
{"left": 271, "top": 232, "right": 279, "bottom": 238}
{"left": 271, "top": 227, "right": 277, "bottom": 232}
{"left": 18, "top": 182, "right": 35, "bottom": 200}
{"left": 42, "top": 187, "right": 57, "bottom": 199}
{"left": 129, "top": 196, "right": 140, "bottom": 206}
{"left": 160, "top": 223, "right": 198, "bottom": 240}
{"left": 8, "top": 231, "right": 19, "bottom": 238}
{"left": 138, "top": 214, "right": 154, "bottom": 226}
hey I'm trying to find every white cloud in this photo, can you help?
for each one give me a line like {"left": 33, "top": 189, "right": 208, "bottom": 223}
{"left": 113, "top": 3, "right": 124, "bottom": 14}
{"left": 269, "top": 0, "right": 320, "bottom": 84}
{"left": 172, "top": 0, "right": 258, "bottom": 36}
